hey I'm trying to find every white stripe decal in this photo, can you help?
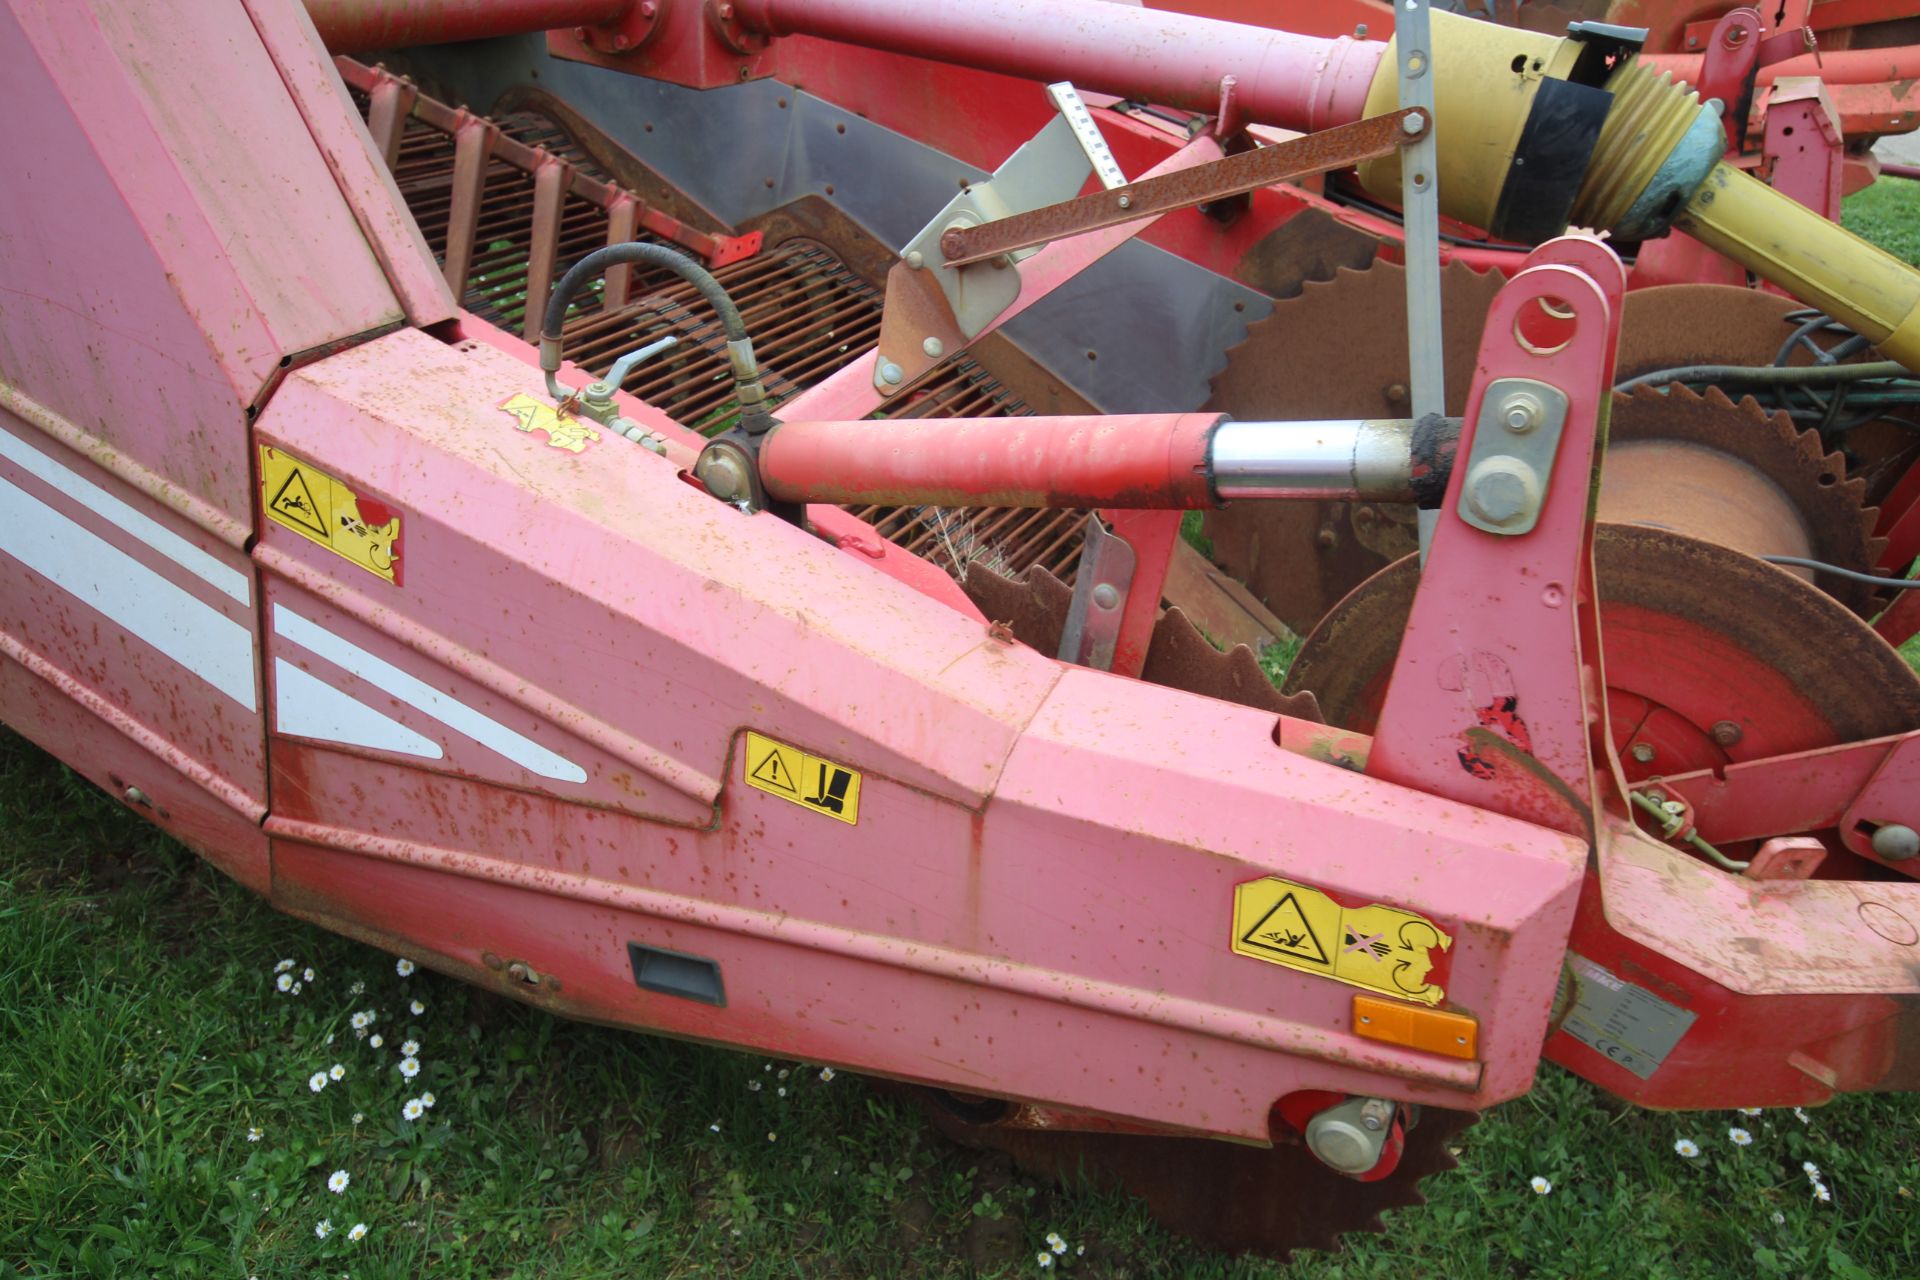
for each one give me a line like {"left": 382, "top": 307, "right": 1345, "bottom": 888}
{"left": 273, "top": 604, "right": 587, "bottom": 783}
{"left": 0, "top": 471, "right": 257, "bottom": 712}
{"left": 274, "top": 658, "right": 444, "bottom": 760}
{"left": 0, "top": 426, "right": 251, "bottom": 605}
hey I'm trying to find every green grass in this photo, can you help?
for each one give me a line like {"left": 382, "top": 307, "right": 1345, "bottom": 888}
{"left": 1843, "top": 178, "right": 1920, "bottom": 268}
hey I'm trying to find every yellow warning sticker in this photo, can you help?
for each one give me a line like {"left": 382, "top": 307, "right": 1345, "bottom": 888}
{"left": 743, "top": 731, "right": 862, "bottom": 825}
{"left": 259, "top": 445, "right": 403, "bottom": 583}
{"left": 499, "top": 392, "right": 601, "bottom": 453}
{"left": 1230, "top": 877, "right": 1452, "bottom": 1006}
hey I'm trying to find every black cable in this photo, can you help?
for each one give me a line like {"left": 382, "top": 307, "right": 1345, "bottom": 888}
{"left": 543, "top": 243, "right": 745, "bottom": 346}
{"left": 539, "top": 243, "right": 775, "bottom": 435}
{"left": 1761, "top": 555, "right": 1920, "bottom": 589}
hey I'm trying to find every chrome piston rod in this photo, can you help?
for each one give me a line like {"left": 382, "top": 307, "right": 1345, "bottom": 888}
{"left": 1210, "top": 418, "right": 1446, "bottom": 502}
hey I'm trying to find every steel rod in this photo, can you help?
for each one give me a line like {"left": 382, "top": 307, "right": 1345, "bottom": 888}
{"left": 306, "top": 0, "right": 632, "bottom": 52}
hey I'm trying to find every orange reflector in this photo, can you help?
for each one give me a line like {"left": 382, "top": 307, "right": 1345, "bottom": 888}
{"left": 1352, "top": 995, "right": 1478, "bottom": 1060}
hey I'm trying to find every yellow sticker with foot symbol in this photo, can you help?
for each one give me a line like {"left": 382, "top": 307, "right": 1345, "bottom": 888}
{"left": 1231, "top": 876, "right": 1451, "bottom": 1005}
{"left": 743, "top": 731, "right": 862, "bottom": 825}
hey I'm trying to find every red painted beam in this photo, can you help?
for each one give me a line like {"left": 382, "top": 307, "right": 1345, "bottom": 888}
{"left": 305, "top": 0, "right": 631, "bottom": 52}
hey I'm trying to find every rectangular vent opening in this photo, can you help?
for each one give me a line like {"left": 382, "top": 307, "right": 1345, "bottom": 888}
{"left": 627, "top": 942, "right": 726, "bottom": 1007}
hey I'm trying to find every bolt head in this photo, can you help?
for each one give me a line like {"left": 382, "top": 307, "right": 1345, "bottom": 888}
{"left": 1710, "top": 720, "right": 1743, "bottom": 747}
{"left": 1463, "top": 456, "right": 1540, "bottom": 528}
{"left": 696, "top": 449, "right": 750, "bottom": 502}
{"left": 921, "top": 336, "right": 945, "bottom": 358}
{"left": 1629, "top": 742, "right": 1656, "bottom": 764}
{"left": 1116, "top": 194, "right": 1132, "bottom": 209}
{"left": 507, "top": 961, "right": 529, "bottom": 981}
{"left": 904, "top": 249, "right": 925, "bottom": 270}
{"left": 1401, "top": 110, "right": 1424, "bottom": 136}
{"left": 1091, "top": 582, "right": 1120, "bottom": 610}
{"left": 878, "top": 360, "right": 905, "bottom": 386}
{"left": 1871, "top": 823, "right": 1920, "bottom": 862}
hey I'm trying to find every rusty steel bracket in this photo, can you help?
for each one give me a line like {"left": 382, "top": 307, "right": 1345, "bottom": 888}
{"left": 938, "top": 107, "right": 1427, "bottom": 268}
{"left": 1058, "top": 515, "right": 1136, "bottom": 671}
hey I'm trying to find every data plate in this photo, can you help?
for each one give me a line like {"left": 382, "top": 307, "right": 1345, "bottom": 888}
{"left": 1558, "top": 953, "right": 1697, "bottom": 1080}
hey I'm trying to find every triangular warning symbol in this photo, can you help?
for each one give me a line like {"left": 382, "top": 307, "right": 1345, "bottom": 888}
{"left": 1238, "top": 892, "right": 1330, "bottom": 965}
{"left": 749, "top": 746, "right": 798, "bottom": 794}
{"left": 269, "top": 468, "right": 329, "bottom": 538}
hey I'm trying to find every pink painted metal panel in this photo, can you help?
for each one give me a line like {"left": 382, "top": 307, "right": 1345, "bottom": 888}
{"left": 1597, "top": 814, "right": 1920, "bottom": 995}
{"left": 1, "top": 0, "right": 400, "bottom": 530}
{"left": 255, "top": 327, "right": 1061, "bottom": 812}
{"left": 241, "top": 0, "right": 460, "bottom": 329}
{"left": 261, "top": 656, "right": 1584, "bottom": 1137}
{"left": 1367, "top": 247, "right": 1625, "bottom": 836}
{"left": 0, "top": 407, "right": 267, "bottom": 868}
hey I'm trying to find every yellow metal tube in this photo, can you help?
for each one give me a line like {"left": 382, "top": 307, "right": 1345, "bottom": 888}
{"left": 1676, "top": 162, "right": 1920, "bottom": 372}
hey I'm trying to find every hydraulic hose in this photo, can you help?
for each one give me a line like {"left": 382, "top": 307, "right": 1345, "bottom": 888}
{"left": 541, "top": 243, "right": 776, "bottom": 434}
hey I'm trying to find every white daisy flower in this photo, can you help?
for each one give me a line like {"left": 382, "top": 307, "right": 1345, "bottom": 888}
{"left": 419, "top": 1092, "right": 435, "bottom": 1109}
{"left": 1772, "top": 1211, "right": 1786, "bottom": 1224}
{"left": 1037, "top": 1254, "right": 1053, "bottom": 1270}
{"left": 329, "top": 1064, "right": 346, "bottom": 1081}
{"left": 1803, "top": 1161, "right": 1822, "bottom": 1179}
{"left": 303, "top": 967, "right": 315, "bottom": 982}
{"left": 747, "top": 1080, "right": 762, "bottom": 1092}
{"left": 327, "top": 1169, "right": 350, "bottom": 1194}
{"left": 348, "top": 1222, "right": 368, "bottom": 1242}
{"left": 1728, "top": 1127, "right": 1753, "bottom": 1147}
{"left": 767, "top": 1132, "right": 776, "bottom": 1142}
{"left": 1051, "top": 1238, "right": 1069, "bottom": 1255}
{"left": 369, "top": 1034, "right": 383, "bottom": 1049}
{"left": 819, "top": 1067, "right": 835, "bottom": 1082}
{"left": 314, "top": 1219, "right": 333, "bottom": 1240}
{"left": 1076, "top": 1246, "right": 1085, "bottom": 1257}
{"left": 401, "top": 1040, "right": 420, "bottom": 1057}
{"left": 709, "top": 1122, "right": 721, "bottom": 1133}
{"left": 275, "top": 959, "right": 295, "bottom": 973}
{"left": 398, "top": 1056, "right": 420, "bottom": 1079}
{"left": 1674, "top": 1138, "right": 1700, "bottom": 1158}
{"left": 410, "top": 999, "right": 425, "bottom": 1016}
{"left": 247, "top": 1127, "right": 262, "bottom": 1142}
{"left": 403, "top": 1098, "right": 425, "bottom": 1121}
{"left": 396, "top": 958, "right": 415, "bottom": 976}
{"left": 1530, "top": 1176, "right": 1553, "bottom": 1195}
{"left": 276, "top": 973, "right": 293, "bottom": 993}
{"left": 777, "top": 1088, "right": 786, "bottom": 1098}
{"left": 308, "top": 1071, "right": 329, "bottom": 1093}
{"left": 777, "top": 1069, "right": 790, "bottom": 1080}
{"left": 1813, "top": 1182, "right": 1833, "bottom": 1203}
{"left": 352, "top": 1113, "right": 364, "bottom": 1125}
{"left": 290, "top": 983, "right": 302, "bottom": 995}
{"left": 349, "top": 980, "right": 365, "bottom": 996}
{"left": 1736, "top": 1107, "right": 1762, "bottom": 1116}
{"left": 350, "top": 1011, "right": 371, "bottom": 1030}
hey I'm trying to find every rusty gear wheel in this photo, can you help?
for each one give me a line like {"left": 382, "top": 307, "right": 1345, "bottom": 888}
{"left": 1203, "top": 267, "right": 1890, "bottom": 634}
